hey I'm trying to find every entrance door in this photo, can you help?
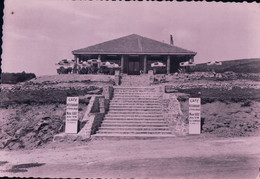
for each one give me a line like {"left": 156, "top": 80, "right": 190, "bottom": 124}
{"left": 128, "top": 59, "right": 140, "bottom": 75}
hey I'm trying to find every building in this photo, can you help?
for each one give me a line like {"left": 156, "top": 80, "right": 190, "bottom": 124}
{"left": 72, "top": 34, "right": 196, "bottom": 75}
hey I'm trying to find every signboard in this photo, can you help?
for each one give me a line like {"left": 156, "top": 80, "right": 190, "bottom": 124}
{"left": 65, "top": 97, "right": 79, "bottom": 134}
{"left": 189, "top": 98, "right": 201, "bottom": 134}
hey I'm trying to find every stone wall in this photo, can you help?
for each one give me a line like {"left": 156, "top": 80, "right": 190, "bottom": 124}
{"left": 159, "top": 90, "right": 188, "bottom": 136}
{"left": 77, "top": 95, "right": 106, "bottom": 138}
{"left": 102, "top": 86, "right": 114, "bottom": 100}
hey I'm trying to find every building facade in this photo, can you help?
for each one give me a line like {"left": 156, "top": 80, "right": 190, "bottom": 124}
{"left": 72, "top": 34, "right": 196, "bottom": 75}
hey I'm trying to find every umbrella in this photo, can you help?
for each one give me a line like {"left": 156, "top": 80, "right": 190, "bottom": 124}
{"left": 56, "top": 59, "right": 74, "bottom": 68}
{"left": 87, "top": 59, "right": 99, "bottom": 64}
{"left": 101, "top": 61, "right": 119, "bottom": 68}
{"left": 82, "top": 61, "right": 91, "bottom": 67}
{"left": 108, "top": 62, "right": 120, "bottom": 68}
{"left": 101, "top": 61, "right": 111, "bottom": 66}
{"left": 180, "top": 61, "right": 196, "bottom": 67}
{"left": 207, "top": 61, "right": 222, "bottom": 66}
{"left": 151, "top": 62, "right": 166, "bottom": 67}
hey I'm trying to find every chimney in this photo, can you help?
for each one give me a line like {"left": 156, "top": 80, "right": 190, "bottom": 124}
{"left": 170, "top": 35, "right": 174, "bottom": 45}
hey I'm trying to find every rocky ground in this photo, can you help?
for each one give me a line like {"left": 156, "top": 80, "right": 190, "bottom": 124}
{"left": 0, "top": 72, "right": 259, "bottom": 151}
{"left": 157, "top": 72, "right": 260, "bottom": 138}
{"left": 0, "top": 72, "right": 260, "bottom": 178}
{"left": 180, "top": 100, "right": 260, "bottom": 137}
{"left": 0, "top": 74, "right": 114, "bottom": 150}
{"left": 0, "top": 103, "right": 89, "bottom": 150}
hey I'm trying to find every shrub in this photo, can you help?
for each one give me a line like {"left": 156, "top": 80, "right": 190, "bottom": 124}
{"left": 1, "top": 72, "right": 36, "bottom": 84}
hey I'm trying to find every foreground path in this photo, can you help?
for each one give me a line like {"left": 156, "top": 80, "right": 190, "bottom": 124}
{"left": 0, "top": 136, "right": 260, "bottom": 178}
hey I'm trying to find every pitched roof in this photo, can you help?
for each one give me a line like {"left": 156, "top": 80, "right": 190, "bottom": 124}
{"left": 72, "top": 34, "right": 196, "bottom": 55}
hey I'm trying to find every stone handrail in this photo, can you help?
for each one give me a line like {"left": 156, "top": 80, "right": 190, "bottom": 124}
{"left": 159, "top": 86, "right": 187, "bottom": 136}
{"left": 77, "top": 85, "right": 113, "bottom": 139}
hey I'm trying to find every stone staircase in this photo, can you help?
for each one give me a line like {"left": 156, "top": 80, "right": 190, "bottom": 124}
{"left": 120, "top": 74, "right": 150, "bottom": 86}
{"left": 93, "top": 87, "right": 174, "bottom": 139}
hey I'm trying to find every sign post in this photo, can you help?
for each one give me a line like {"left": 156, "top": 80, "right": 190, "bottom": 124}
{"left": 65, "top": 97, "right": 79, "bottom": 134}
{"left": 189, "top": 98, "right": 201, "bottom": 134}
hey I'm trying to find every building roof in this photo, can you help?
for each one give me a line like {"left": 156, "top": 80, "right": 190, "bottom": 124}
{"left": 72, "top": 34, "right": 196, "bottom": 55}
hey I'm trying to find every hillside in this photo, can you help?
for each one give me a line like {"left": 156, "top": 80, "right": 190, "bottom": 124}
{"left": 191, "top": 58, "right": 260, "bottom": 73}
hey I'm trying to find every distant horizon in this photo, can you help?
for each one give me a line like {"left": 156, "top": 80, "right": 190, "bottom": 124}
{"left": 2, "top": 1, "right": 260, "bottom": 76}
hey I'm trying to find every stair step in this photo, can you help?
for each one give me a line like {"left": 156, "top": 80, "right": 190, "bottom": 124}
{"left": 101, "top": 123, "right": 169, "bottom": 127}
{"left": 111, "top": 100, "right": 159, "bottom": 103}
{"left": 114, "top": 92, "right": 157, "bottom": 95}
{"left": 110, "top": 99, "right": 159, "bottom": 104}
{"left": 102, "top": 120, "right": 167, "bottom": 124}
{"left": 99, "top": 126, "right": 170, "bottom": 131}
{"left": 109, "top": 106, "right": 161, "bottom": 108}
{"left": 105, "top": 115, "right": 163, "bottom": 118}
{"left": 113, "top": 97, "right": 159, "bottom": 99}
{"left": 109, "top": 104, "right": 161, "bottom": 106}
{"left": 109, "top": 108, "right": 161, "bottom": 111}
{"left": 108, "top": 111, "right": 161, "bottom": 114}
{"left": 111, "top": 100, "right": 159, "bottom": 102}
{"left": 92, "top": 133, "right": 175, "bottom": 139}
{"left": 104, "top": 116, "right": 164, "bottom": 120}
{"left": 114, "top": 88, "right": 155, "bottom": 89}
{"left": 113, "top": 97, "right": 158, "bottom": 99}
{"left": 114, "top": 93, "right": 157, "bottom": 95}
{"left": 114, "top": 90, "right": 156, "bottom": 93}
{"left": 92, "top": 134, "right": 174, "bottom": 139}
{"left": 97, "top": 130, "right": 172, "bottom": 134}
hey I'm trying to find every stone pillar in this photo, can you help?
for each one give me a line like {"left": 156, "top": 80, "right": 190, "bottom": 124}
{"left": 148, "top": 70, "right": 154, "bottom": 85}
{"left": 144, "top": 55, "right": 147, "bottom": 73}
{"left": 99, "top": 97, "right": 105, "bottom": 113}
{"left": 115, "top": 70, "right": 120, "bottom": 86}
{"left": 102, "top": 86, "right": 113, "bottom": 100}
{"left": 167, "top": 55, "right": 170, "bottom": 74}
{"left": 121, "top": 55, "right": 124, "bottom": 73}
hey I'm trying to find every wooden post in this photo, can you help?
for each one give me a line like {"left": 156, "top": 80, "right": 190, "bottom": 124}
{"left": 74, "top": 55, "right": 78, "bottom": 64}
{"left": 144, "top": 55, "right": 147, "bottom": 73}
{"left": 98, "top": 55, "right": 101, "bottom": 73}
{"left": 190, "top": 56, "right": 194, "bottom": 63}
{"left": 121, "top": 55, "right": 124, "bottom": 73}
{"left": 167, "top": 55, "right": 170, "bottom": 74}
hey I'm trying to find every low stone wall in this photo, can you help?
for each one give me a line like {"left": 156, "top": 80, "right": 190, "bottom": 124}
{"left": 77, "top": 95, "right": 107, "bottom": 139}
{"left": 159, "top": 89, "right": 188, "bottom": 136}
{"left": 76, "top": 85, "right": 114, "bottom": 139}
{"left": 54, "top": 91, "right": 112, "bottom": 142}
{"left": 102, "top": 86, "right": 114, "bottom": 100}
{"left": 77, "top": 112, "right": 105, "bottom": 139}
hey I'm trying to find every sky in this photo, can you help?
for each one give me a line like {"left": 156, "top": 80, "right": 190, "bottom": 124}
{"left": 1, "top": 0, "right": 260, "bottom": 76}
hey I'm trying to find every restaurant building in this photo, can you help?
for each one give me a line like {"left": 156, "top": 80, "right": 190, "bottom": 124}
{"left": 72, "top": 34, "right": 196, "bottom": 75}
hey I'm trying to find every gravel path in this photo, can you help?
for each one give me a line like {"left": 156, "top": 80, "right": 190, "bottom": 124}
{"left": 0, "top": 136, "right": 260, "bottom": 178}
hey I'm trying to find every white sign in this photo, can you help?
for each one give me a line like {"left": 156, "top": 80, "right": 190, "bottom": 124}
{"left": 189, "top": 98, "right": 201, "bottom": 134}
{"left": 65, "top": 97, "right": 79, "bottom": 134}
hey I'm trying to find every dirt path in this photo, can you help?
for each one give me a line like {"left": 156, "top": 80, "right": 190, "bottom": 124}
{"left": 1, "top": 136, "right": 260, "bottom": 178}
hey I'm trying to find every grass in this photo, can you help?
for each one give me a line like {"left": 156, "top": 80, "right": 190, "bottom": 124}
{"left": 176, "top": 87, "right": 260, "bottom": 104}
{"left": 190, "top": 58, "right": 260, "bottom": 73}
{"left": 0, "top": 86, "right": 101, "bottom": 107}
